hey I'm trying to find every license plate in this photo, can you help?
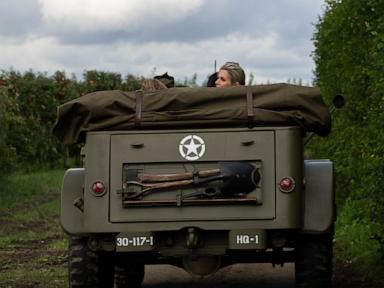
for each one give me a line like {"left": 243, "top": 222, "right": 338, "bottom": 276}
{"left": 228, "top": 229, "right": 266, "bottom": 249}
{"left": 116, "top": 232, "right": 154, "bottom": 252}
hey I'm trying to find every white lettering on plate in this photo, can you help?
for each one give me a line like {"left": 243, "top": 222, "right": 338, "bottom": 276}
{"left": 236, "top": 234, "right": 259, "bottom": 245}
{"left": 117, "top": 236, "right": 154, "bottom": 247}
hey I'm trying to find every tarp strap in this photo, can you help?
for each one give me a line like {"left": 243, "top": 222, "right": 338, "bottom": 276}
{"left": 134, "top": 90, "right": 143, "bottom": 127}
{"left": 246, "top": 86, "right": 254, "bottom": 127}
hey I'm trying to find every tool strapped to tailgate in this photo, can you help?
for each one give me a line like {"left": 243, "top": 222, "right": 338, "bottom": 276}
{"left": 122, "top": 162, "right": 260, "bottom": 200}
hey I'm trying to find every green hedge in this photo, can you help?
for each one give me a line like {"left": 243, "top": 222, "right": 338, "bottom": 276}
{"left": 311, "top": 0, "right": 384, "bottom": 261}
{"left": 0, "top": 70, "right": 141, "bottom": 173}
{"left": 0, "top": 68, "right": 209, "bottom": 174}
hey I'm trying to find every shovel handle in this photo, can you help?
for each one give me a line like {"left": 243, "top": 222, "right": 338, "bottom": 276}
{"left": 124, "top": 174, "right": 229, "bottom": 199}
{"left": 137, "top": 169, "right": 220, "bottom": 183}
{"left": 126, "top": 179, "right": 194, "bottom": 193}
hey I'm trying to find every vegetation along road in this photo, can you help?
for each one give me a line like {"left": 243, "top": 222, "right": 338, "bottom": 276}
{"left": 0, "top": 170, "right": 382, "bottom": 288}
{"left": 1, "top": 1, "right": 384, "bottom": 287}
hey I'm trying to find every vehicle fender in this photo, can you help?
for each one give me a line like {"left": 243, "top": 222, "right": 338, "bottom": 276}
{"left": 60, "top": 168, "right": 85, "bottom": 234}
{"left": 302, "top": 160, "right": 335, "bottom": 233}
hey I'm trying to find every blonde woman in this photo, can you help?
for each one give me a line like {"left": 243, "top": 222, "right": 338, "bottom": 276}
{"left": 215, "top": 62, "right": 245, "bottom": 87}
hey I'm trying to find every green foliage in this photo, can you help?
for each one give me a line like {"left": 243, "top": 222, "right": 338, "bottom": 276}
{"left": 0, "top": 170, "right": 68, "bottom": 287}
{"left": 0, "top": 169, "right": 65, "bottom": 211}
{"left": 311, "top": 0, "right": 384, "bottom": 265}
{"left": 0, "top": 68, "right": 203, "bottom": 175}
{"left": 82, "top": 70, "right": 123, "bottom": 92}
{"left": 0, "top": 87, "right": 17, "bottom": 173}
{"left": 335, "top": 198, "right": 383, "bottom": 274}
{"left": 0, "top": 70, "right": 145, "bottom": 174}
{"left": 123, "top": 74, "right": 142, "bottom": 91}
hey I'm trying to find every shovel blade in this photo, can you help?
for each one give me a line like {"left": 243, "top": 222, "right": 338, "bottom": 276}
{"left": 219, "top": 161, "right": 260, "bottom": 195}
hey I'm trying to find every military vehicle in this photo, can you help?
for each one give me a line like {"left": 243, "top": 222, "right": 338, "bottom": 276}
{"left": 57, "top": 84, "right": 341, "bottom": 287}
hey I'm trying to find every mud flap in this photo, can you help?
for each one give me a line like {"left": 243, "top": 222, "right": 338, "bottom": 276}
{"left": 60, "top": 168, "right": 85, "bottom": 234}
{"left": 303, "top": 160, "right": 334, "bottom": 232}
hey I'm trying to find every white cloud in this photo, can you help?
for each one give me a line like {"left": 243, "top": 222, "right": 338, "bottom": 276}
{"left": 0, "top": 33, "right": 313, "bottom": 84}
{"left": 0, "top": 0, "right": 324, "bottom": 86}
{"left": 37, "top": 0, "right": 204, "bottom": 32}
{"left": 0, "top": 36, "right": 58, "bottom": 70}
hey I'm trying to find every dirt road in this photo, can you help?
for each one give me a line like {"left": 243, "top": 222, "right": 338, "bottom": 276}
{"left": 142, "top": 263, "right": 295, "bottom": 288}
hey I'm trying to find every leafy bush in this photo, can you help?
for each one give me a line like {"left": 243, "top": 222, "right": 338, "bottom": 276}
{"left": 311, "top": 0, "right": 384, "bottom": 263}
{"left": 0, "top": 87, "right": 18, "bottom": 173}
{"left": 0, "top": 69, "right": 142, "bottom": 173}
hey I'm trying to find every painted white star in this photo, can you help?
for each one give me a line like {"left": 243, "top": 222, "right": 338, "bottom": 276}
{"left": 183, "top": 137, "right": 202, "bottom": 157}
{"left": 179, "top": 135, "right": 206, "bottom": 161}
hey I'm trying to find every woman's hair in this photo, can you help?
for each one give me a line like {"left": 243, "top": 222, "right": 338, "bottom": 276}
{"left": 220, "top": 62, "right": 245, "bottom": 85}
{"left": 140, "top": 78, "right": 167, "bottom": 91}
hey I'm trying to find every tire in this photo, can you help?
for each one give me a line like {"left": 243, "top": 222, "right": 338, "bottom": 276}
{"left": 115, "top": 255, "right": 145, "bottom": 288}
{"left": 68, "top": 236, "right": 115, "bottom": 288}
{"left": 295, "top": 228, "right": 333, "bottom": 288}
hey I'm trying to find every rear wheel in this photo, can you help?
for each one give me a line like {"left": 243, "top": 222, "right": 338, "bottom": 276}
{"left": 68, "top": 236, "right": 114, "bottom": 288}
{"left": 295, "top": 229, "right": 333, "bottom": 288}
{"left": 115, "top": 255, "right": 145, "bottom": 288}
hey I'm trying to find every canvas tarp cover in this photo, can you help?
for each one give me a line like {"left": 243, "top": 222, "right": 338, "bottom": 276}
{"left": 53, "top": 83, "right": 331, "bottom": 144}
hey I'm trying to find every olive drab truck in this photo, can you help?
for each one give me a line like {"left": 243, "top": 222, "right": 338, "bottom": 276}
{"left": 55, "top": 84, "right": 341, "bottom": 288}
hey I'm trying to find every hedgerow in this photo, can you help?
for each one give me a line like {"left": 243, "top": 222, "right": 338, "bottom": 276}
{"left": 311, "top": 0, "right": 384, "bottom": 264}
{"left": 0, "top": 69, "right": 141, "bottom": 172}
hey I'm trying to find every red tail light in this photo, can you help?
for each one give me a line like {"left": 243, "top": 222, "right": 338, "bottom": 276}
{"left": 279, "top": 177, "right": 295, "bottom": 193}
{"left": 91, "top": 181, "right": 106, "bottom": 196}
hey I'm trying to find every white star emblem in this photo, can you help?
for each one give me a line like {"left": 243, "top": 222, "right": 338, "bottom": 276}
{"left": 179, "top": 135, "right": 206, "bottom": 161}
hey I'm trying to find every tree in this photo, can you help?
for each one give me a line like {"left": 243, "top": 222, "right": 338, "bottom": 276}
{"left": 311, "top": 0, "right": 384, "bottom": 259}
{"left": 0, "top": 86, "right": 17, "bottom": 173}
{"left": 0, "top": 69, "right": 143, "bottom": 173}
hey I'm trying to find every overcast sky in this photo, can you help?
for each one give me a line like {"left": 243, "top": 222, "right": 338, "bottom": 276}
{"left": 0, "top": 0, "right": 326, "bottom": 85}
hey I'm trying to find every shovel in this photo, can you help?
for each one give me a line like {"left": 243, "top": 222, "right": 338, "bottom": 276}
{"left": 124, "top": 161, "right": 259, "bottom": 199}
{"left": 137, "top": 168, "right": 221, "bottom": 182}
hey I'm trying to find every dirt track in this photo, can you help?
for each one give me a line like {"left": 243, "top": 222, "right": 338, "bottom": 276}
{"left": 0, "top": 190, "right": 381, "bottom": 288}
{"left": 142, "top": 263, "right": 295, "bottom": 288}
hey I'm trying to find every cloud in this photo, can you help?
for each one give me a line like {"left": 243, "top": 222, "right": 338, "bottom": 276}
{"left": 33, "top": 0, "right": 324, "bottom": 48}
{"left": 0, "top": 0, "right": 41, "bottom": 37}
{"left": 37, "top": 0, "right": 203, "bottom": 33}
{"left": 0, "top": 32, "right": 313, "bottom": 84}
{"left": 0, "top": 36, "right": 60, "bottom": 71}
{"left": 0, "top": 0, "right": 324, "bottom": 86}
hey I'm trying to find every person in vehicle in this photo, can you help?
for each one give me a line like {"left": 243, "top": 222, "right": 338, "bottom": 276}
{"left": 215, "top": 62, "right": 245, "bottom": 87}
{"left": 140, "top": 72, "right": 175, "bottom": 91}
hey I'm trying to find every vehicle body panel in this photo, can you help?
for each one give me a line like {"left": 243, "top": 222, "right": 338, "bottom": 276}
{"left": 60, "top": 127, "right": 329, "bottom": 235}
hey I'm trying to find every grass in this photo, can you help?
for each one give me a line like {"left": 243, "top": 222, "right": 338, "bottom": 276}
{"left": 0, "top": 266, "right": 67, "bottom": 288}
{"left": 0, "top": 169, "right": 65, "bottom": 211}
{"left": 333, "top": 198, "right": 384, "bottom": 281}
{"left": 0, "top": 169, "right": 68, "bottom": 288}
{"left": 0, "top": 169, "right": 383, "bottom": 287}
